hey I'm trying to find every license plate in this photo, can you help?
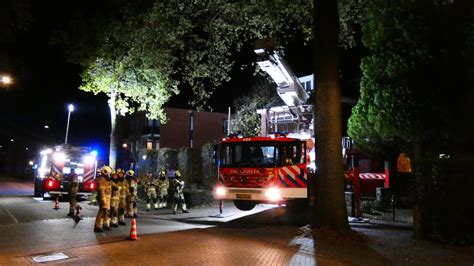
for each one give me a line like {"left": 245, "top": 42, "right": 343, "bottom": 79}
{"left": 236, "top": 194, "right": 251, "bottom": 199}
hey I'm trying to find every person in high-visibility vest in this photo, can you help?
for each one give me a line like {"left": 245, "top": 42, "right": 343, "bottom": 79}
{"left": 144, "top": 171, "right": 159, "bottom": 211}
{"left": 67, "top": 168, "right": 79, "bottom": 217}
{"left": 94, "top": 166, "right": 113, "bottom": 232}
{"left": 125, "top": 170, "right": 138, "bottom": 217}
{"left": 157, "top": 171, "right": 170, "bottom": 209}
{"left": 109, "top": 170, "right": 121, "bottom": 227}
{"left": 170, "top": 170, "right": 189, "bottom": 214}
{"left": 117, "top": 169, "right": 128, "bottom": 225}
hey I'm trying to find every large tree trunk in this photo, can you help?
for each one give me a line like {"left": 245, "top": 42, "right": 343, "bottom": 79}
{"left": 108, "top": 92, "right": 117, "bottom": 169}
{"left": 312, "top": 0, "right": 350, "bottom": 231}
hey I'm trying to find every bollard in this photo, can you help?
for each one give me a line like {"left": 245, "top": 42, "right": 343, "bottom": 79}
{"left": 384, "top": 161, "right": 390, "bottom": 188}
{"left": 53, "top": 195, "right": 60, "bottom": 210}
{"left": 210, "top": 200, "right": 232, "bottom": 218}
{"left": 353, "top": 166, "right": 361, "bottom": 218}
{"left": 391, "top": 194, "right": 396, "bottom": 221}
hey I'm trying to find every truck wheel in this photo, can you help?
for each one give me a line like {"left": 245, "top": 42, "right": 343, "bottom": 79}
{"left": 234, "top": 200, "right": 257, "bottom": 211}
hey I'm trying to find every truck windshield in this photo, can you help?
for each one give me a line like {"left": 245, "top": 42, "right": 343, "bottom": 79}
{"left": 220, "top": 140, "right": 305, "bottom": 167}
{"left": 220, "top": 141, "right": 276, "bottom": 167}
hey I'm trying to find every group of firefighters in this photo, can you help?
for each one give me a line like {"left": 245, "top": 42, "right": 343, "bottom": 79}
{"left": 93, "top": 166, "right": 188, "bottom": 233}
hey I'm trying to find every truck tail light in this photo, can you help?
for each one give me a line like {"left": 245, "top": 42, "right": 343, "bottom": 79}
{"left": 48, "top": 180, "right": 54, "bottom": 188}
{"left": 90, "top": 183, "right": 95, "bottom": 189}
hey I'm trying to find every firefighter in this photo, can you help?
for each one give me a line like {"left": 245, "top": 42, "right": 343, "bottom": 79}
{"left": 117, "top": 169, "right": 128, "bottom": 225}
{"left": 125, "top": 170, "right": 138, "bottom": 217}
{"left": 144, "top": 171, "right": 159, "bottom": 211}
{"left": 170, "top": 170, "right": 188, "bottom": 214}
{"left": 67, "top": 168, "right": 79, "bottom": 217}
{"left": 94, "top": 166, "right": 113, "bottom": 232}
{"left": 157, "top": 171, "right": 169, "bottom": 209}
{"left": 109, "top": 170, "right": 121, "bottom": 227}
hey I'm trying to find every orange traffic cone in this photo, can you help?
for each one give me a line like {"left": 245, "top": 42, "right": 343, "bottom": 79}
{"left": 53, "top": 195, "right": 60, "bottom": 210}
{"left": 128, "top": 218, "right": 138, "bottom": 240}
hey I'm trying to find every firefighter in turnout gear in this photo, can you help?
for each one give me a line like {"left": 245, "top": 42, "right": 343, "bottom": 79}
{"left": 170, "top": 170, "right": 188, "bottom": 214}
{"left": 67, "top": 168, "right": 79, "bottom": 217}
{"left": 117, "top": 169, "right": 128, "bottom": 225}
{"left": 110, "top": 170, "right": 121, "bottom": 227}
{"left": 157, "top": 171, "right": 169, "bottom": 209}
{"left": 144, "top": 171, "right": 159, "bottom": 211}
{"left": 94, "top": 166, "right": 113, "bottom": 232}
{"left": 125, "top": 170, "right": 138, "bottom": 217}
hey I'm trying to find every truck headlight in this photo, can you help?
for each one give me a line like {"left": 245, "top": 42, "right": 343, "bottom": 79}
{"left": 215, "top": 186, "right": 226, "bottom": 197}
{"left": 265, "top": 187, "right": 281, "bottom": 201}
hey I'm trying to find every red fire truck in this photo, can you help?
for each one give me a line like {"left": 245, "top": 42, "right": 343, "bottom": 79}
{"left": 33, "top": 144, "right": 98, "bottom": 199}
{"left": 213, "top": 133, "right": 310, "bottom": 211}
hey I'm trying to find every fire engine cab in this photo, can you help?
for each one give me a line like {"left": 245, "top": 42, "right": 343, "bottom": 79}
{"left": 214, "top": 133, "right": 309, "bottom": 211}
{"left": 33, "top": 144, "right": 98, "bottom": 199}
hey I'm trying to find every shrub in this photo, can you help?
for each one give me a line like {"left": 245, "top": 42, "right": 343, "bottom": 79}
{"left": 201, "top": 143, "right": 218, "bottom": 188}
{"left": 178, "top": 147, "right": 202, "bottom": 184}
{"left": 157, "top": 148, "right": 178, "bottom": 172}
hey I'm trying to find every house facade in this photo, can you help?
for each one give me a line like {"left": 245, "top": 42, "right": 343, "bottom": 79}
{"left": 121, "top": 107, "right": 229, "bottom": 153}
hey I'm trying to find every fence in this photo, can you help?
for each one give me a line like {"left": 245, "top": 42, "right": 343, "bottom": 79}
{"left": 360, "top": 193, "right": 396, "bottom": 221}
{"left": 346, "top": 189, "right": 413, "bottom": 223}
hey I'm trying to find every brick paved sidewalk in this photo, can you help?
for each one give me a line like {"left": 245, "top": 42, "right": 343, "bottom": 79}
{"left": 4, "top": 229, "right": 347, "bottom": 265}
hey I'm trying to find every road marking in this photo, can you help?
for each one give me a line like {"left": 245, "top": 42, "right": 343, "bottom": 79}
{"left": 1, "top": 205, "right": 19, "bottom": 224}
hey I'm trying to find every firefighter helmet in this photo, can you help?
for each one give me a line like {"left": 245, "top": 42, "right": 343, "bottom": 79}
{"left": 126, "top": 170, "right": 135, "bottom": 176}
{"left": 116, "top": 168, "right": 125, "bottom": 175}
{"left": 175, "top": 170, "right": 181, "bottom": 178}
{"left": 101, "top": 166, "right": 112, "bottom": 176}
{"left": 159, "top": 171, "right": 166, "bottom": 177}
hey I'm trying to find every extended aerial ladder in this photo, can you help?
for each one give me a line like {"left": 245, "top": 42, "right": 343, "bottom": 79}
{"left": 254, "top": 38, "right": 314, "bottom": 141}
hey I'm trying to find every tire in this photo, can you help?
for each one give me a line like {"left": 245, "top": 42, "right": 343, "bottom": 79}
{"left": 233, "top": 200, "right": 257, "bottom": 211}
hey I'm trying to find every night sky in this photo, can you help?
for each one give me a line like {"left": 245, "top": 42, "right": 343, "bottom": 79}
{"left": 0, "top": 1, "right": 360, "bottom": 164}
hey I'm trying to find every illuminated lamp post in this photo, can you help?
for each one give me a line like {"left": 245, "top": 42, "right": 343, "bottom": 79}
{"left": 64, "top": 104, "right": 74, "bottom": 144}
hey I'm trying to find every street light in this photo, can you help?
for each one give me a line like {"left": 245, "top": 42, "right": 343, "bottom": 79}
{"left": 0, "top": 75, "right": 12, "bottom": 85}
{"left": 64, "top": 104, "right": 74, "bottom": 144}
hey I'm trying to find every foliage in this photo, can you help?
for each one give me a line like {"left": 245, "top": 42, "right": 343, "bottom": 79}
{"left": 79, "top": 17, "right": 178, "bottom": 121}
{"left": 136, "top": 148, "right": 159, "bottom": 176}
{"left": 157, "top": 148, "right": 179, "bottom": 172}
{"left": 132, "top": 0, "right": 313, "bottom": 109}
{"left": 348, "top": 1, "right": 473, "bottom": 154}
{"left": 415, "top": 157, "right": 474, "bottom": 245}
{"left": 178, "top": 147, "right": 203, "bottom": 184}
{"left": 231, "top": 78, "right": 278, "bottom": 136}
{"left": 201, "top": 143, "right": 217, "bottom": 188}
{"left": 49, "top": 0, "right": 155, "bottom": 66}
{"left": 337, "top": 0, "right": 364, "bottom": 49}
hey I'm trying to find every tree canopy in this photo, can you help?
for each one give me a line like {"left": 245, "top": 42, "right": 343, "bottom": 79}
{"left": 79, "top": 0, "right": 313, "bottom": 121}
{"left": 230, "top": 77, "right": 278, "bottom": 136}
{"left": 348, "top": 0, "right": 474, "bottom": 155}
